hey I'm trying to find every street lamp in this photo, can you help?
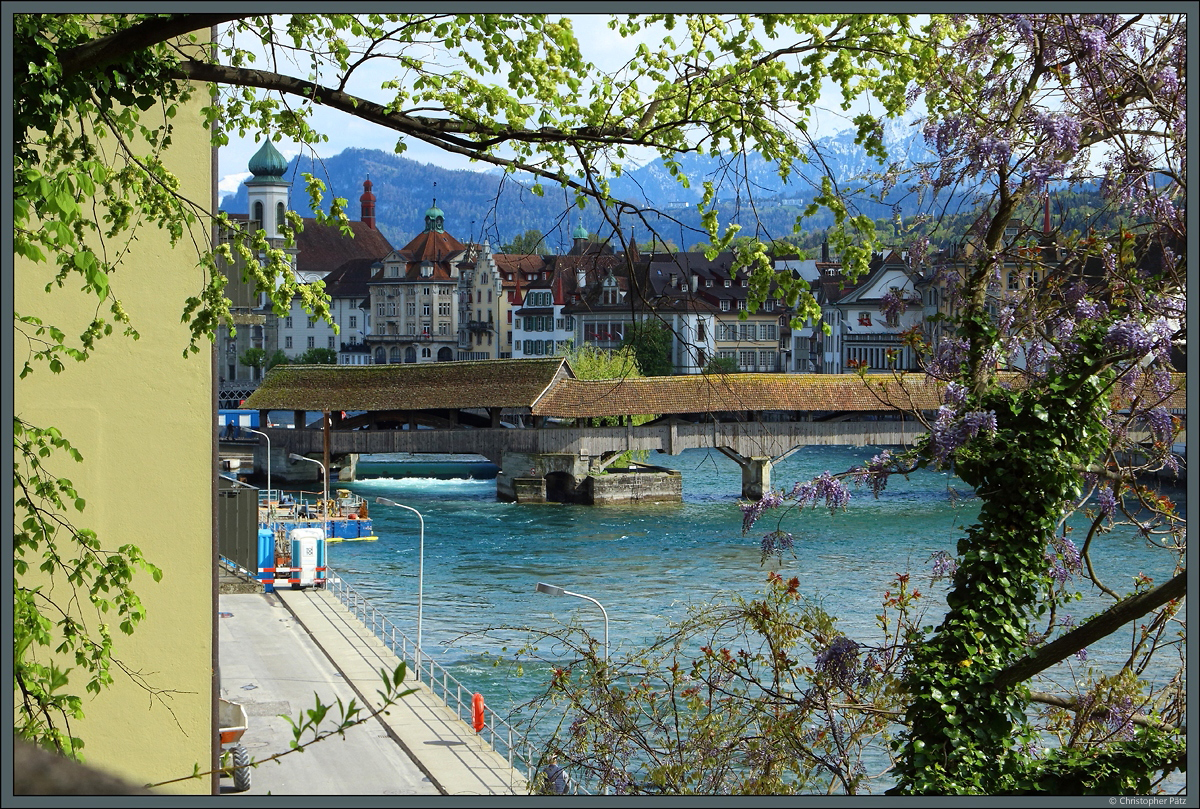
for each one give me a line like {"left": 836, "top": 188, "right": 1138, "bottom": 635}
{"left": 375, "top": 498, "right": 425, "bottom": 678}
{"left": 288, "top": 453, "right": 328, "bottom": 533}
{"left": 243, "top": 428, "right": 271, "bottom": 521}
{"left": 535, "top": 582, "right": 609, "bottom": 662}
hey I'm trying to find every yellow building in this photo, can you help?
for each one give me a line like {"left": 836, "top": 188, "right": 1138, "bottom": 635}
{"left": 14, "top": 32, "right": 215, "bottom": 793}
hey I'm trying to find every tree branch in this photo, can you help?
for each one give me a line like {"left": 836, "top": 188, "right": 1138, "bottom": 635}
{"left": 994, "top": 571, "right": 1186, "bottom": 689}
{"left": 1027, "top": 691, "right": 1175, "bottom": 732}
{"left": 57, "top": 13, "right": 246, "bottom": 77}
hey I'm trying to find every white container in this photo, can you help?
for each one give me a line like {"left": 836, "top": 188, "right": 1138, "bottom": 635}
{"left": 288, "top": 527, "right": 325, "bottom": 588}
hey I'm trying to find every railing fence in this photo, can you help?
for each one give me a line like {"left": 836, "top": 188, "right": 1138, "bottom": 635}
{"left": 324, "top": 568, "right": 587, "bottom": 793}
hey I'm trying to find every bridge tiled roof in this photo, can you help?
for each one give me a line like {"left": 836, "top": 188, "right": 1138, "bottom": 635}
{"left": 531, "top": 373, "right": 947, "bottom": 418}
{"left": 531, "top": 371, "right": 1186, "bottom": 418}
{"left": 245, "top": 358, "right": 571, "bottom": 411}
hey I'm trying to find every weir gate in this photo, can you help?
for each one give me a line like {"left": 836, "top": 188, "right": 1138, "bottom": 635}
{"left": 240, "top": 358, "right": 1184, "bottom": 502}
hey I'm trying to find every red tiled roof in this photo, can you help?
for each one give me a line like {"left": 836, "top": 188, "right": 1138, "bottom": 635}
{"left": 532, "top": 373, "right": 946, "bottom": 418}
{"left": 245, "top": 358, "right": 571, "bottom": 411}
{"left": 494, "top": 254, "right": 548, "bottom": 274}
{"left": 296, "top": 219, "right": 394, "bottom": 277}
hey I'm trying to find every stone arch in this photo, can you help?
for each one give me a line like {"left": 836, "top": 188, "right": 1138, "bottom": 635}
{"left": 544, "top": 471, "right": 579, "bottom": 503}
{"left": 374, "top": 347, "right": 386, "bottom": 364}
{"left": 437, "top": 346, "right": 453, "bottom": 362}
{"left": 390, "top": 346, "right": 402, "bottom": 363}
{"left": 405, "top": 346, "right": 417, "bottom": 363}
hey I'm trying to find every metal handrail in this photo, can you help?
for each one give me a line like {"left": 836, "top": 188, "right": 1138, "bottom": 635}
{"left": 324, "top": 567, "right": 557, "bottom": 792}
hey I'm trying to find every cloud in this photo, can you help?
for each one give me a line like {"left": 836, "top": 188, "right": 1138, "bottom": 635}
{"left": 219, "top": 171, "right": 252, "bottom": 195}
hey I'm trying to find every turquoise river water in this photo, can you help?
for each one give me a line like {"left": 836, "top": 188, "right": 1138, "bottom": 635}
{"left": 326, "top": 445, "right": 1184, "bottom": 793}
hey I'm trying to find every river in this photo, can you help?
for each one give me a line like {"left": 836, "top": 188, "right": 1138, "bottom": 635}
{"left": 324, "top": 445, "right": 1184, "bottom": 793}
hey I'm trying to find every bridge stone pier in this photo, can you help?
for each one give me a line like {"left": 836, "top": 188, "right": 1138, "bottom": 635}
{"left": 260, "top": 419, "right": 927, "bottom": 500}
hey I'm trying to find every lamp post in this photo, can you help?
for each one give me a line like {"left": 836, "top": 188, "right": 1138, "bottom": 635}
{"left": 535, "top": 582, "right": 608, "bottom": 662}
{"left": 287, "top": 453, "right": 328, "bottom": 534}
{"left": 375, "top": 498, "right": 425, "bottom": 678}
{"left": 243, "top": 428, "right": 271, "bottom": 521}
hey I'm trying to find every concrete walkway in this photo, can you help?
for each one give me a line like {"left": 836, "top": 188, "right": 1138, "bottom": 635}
{"left": 219, "top": 588, "right": 528, "bottom": 796}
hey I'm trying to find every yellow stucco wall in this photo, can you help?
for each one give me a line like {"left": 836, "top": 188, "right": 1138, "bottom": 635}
{"left": 14, "top": 34, "right": 215, "bottom": 793}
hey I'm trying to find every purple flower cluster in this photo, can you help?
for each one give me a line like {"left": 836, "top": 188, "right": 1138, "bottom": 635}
{"left": 1079, "top": 27, "right": 1108, "bottom": 60}
{"left": 815, "top": 636, "right": 860, "bottom": 689}
{"left": 927, "top": 337, "right": 969, "bottom": 377}
{"left": 943, "top": 382, "right": 968, "bottom": 407}
{"left": 930, "top": 550, "right": 958, "bottom": 579}
{"left": 1075, "top": 648, "right": 1088, "bottom": 662}
{"left": 815, "top": 472, "right": 851, "bottom": 512}
{"left": 1105, "top": 317, "right": 1155, "bottom": 358}
{"left": 850, "top": 451, "right": 894, "bottom": 498}
{"left": 929, "top": 406, "right": 999, "bottom": 466}
{"left": 1142, "top": 406, "right": 1174, "bottom": 444}
{"left": 1046, "top": 534, "right": 1082, "bottom": 585}
{"left": 880, "top": 289, "right": 908, "bottom": 323}
{"left": 1152, "top": 369, "right": 1175, "bottom": 398}
{"left": 1095, "top": 486, "right": 1117, "bottom": 519}
{"left": 760, "top": 530, "right": 795, "bottom": 562}
{"left": 1104, "top": 695, "right": 1136, "bottom": 740}
{"left": 740, "top": 489, "right": 784, "bottom": 532}
{"left": 1074, "top": 297, "right": 1108, "bottom": 322}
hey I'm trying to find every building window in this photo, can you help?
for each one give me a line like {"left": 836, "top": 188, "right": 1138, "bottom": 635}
{"left": 698, "top": 321, "right": 706, "bottom": 341}
{"left": 420, "top": 265, "right": 433, "bottom": 277}
{"left": 764, "top": 299, "right": 775, "bottom": 311}
{"left": 720, "top": 300, "right": 730, "bottom": 312}
{"left": 307, "top": 317, "right": 316, "bottom": 328}
{"left": 377, "top": 303, "right": 385, "bottom": 316}
{"left": 422, "top": 303, "right": 431, "bottom": 316}
{"left": 407, "top": 302, "right": 416, "bottom": 316}
{"left": 724, "top": 279, "right": 731, "bottom": 288}
{"left": 349, "top": 315, "right": 357, "bottom": 329}
{"left": 285, "top": 336, "right": 293, "bottom": 349}
{"left": 326, "top": 336, "right": 334, "bottom": 349}
{"left": 739, "top": 350, "right": 755, "bottom": 370}
{"left": 439, "top": 302, "right": 451, "bottom": 316}
{"left": 858, "top": 312, "right": 872, "bottom": 326}
{"left": 759, "top": 324, "right": 776, "bottom": 341}
{"left": 386, "top": 265, "right": 399, "bottom": 278}
{"left": 439, "top": 322, "right": 449, "bottom": 335}
{"left": 388, "top": 302, "right": 397, "bottom": 316}
{"left": 285, "top": 315, "right": 294, "bottom": 329}
{"left": 307, "top": 336, "right": 315, "bottom": 349}
{"left": 759, "top": 350, "right": 775, "bottom": 369}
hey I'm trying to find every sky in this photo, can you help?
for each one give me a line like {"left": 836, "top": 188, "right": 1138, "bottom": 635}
{"left": 216, "top": 13, "right": 887, "bottom": 197}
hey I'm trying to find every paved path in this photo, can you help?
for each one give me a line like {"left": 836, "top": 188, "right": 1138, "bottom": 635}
{"left": 219, "top": 589, "right": 527, "bottom": 796}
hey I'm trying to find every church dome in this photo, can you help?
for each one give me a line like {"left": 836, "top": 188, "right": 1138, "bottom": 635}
{"left": 248, "top": 139, "right": 288, "bottom": 178}
{"left": 572, "top": 221, "right": 589, "bottom": 239}
{"left": 424, "top": 201, "right": 445, "bottom": 233}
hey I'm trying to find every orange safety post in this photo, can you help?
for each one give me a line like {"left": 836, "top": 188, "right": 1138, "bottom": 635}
{"left": 472, "top": 693, "right": 485, "bottom": 732}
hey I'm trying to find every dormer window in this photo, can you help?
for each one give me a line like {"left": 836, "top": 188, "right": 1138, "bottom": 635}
{"left": 724, "top": 279, "right": 731, "bottom": 288}
{"left": 420, "top": 264, "right": 433, "bottom": 277}
{"left": 386, "top": 265, "right": 399, "bottom": 278}
{"left": 858, "top": 312, "right": 872, "bottom": 327}
{"left": 706, "top": 279, "right": 713, "bottom": 288}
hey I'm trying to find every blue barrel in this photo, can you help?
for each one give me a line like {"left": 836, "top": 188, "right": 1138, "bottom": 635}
{"left": 257, "top": 528, "right": 276, "bottom": 592}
